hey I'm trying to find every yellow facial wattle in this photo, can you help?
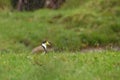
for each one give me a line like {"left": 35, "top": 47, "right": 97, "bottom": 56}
{"left": 46, "top": 41, "right": 50, "bottom": 46}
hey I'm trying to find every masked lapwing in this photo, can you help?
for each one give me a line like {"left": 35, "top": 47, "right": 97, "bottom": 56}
{"left": 32, "top": 41, "right": 51, "bottom": 54}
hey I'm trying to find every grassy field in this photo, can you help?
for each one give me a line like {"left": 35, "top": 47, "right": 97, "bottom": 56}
{"left": 0, "top": 8, "right": 120, "bottom": 52}
{"left": 0, "top": 51, "right": 120, "bottom": 80}
{"left": 0, "top": 0, "right": 120, "bottom": 52}
{"left": 0, "top": 0, "right": 120, "bottom": 80}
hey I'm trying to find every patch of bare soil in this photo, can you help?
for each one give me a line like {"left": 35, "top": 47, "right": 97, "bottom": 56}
{"left": 80, "top": 46, "right": 120, "bottom": 53}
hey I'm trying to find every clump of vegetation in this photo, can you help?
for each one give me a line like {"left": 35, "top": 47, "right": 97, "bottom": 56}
{"left": 0, "top": 0, "right": 11, "bottom": 10}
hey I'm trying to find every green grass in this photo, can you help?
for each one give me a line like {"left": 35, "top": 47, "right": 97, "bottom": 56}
{"left": 0, "top": 51, "right": 120, "bottom": 80}
{"left": 0, "top": 9, "right": 120, "bottom": 52}
{"left": 0, "top": 0, "right": 120, "bottom": 52}
{"left": 0, "top": 0, "right": 120, "bottom": 80}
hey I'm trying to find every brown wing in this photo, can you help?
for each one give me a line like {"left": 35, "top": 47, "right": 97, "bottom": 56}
{"left": 32, "top": 46, "right": 44, "bottom": 54}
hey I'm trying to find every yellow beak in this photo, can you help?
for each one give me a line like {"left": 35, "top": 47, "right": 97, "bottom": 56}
{"left": 46, "top": 41, "right": 50, "bottom": 46}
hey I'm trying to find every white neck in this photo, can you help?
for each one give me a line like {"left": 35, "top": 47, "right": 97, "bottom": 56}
{"left": 42, "top": 43, "right": 47, "bottom": 49}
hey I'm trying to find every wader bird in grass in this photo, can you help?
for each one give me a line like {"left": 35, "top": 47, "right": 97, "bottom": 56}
{"left": 32, "top": 41, "right": 51, "bottom": 54}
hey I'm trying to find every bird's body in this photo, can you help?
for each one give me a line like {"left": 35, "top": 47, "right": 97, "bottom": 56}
{"left": 32, "top": 45, "right": 46, "bottom": 54}
{"left": 32, "top": 41, "right": 52, "bottom": 54}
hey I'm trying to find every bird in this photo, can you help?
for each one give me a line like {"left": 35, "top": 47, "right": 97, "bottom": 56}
{"left": 32, "top": 40, "right": 51, "bottom": 54}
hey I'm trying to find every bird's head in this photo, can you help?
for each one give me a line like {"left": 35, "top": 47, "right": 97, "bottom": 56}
{"left": 42, "top": 40, "right": 51, "bottom": 48}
